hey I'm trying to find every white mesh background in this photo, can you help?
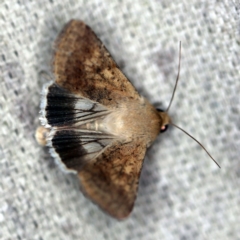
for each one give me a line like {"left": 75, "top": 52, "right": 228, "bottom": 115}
{"left": 1, "top": 0, "right": 240, "bottom": 239}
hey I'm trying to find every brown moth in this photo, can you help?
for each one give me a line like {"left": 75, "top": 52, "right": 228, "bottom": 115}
{"left": 36, "top": 20, "right": 219, "bottom": 220}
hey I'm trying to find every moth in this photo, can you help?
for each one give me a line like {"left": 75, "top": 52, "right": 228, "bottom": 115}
{"left": 36, "top": 20, "right": 219, "bottom": 220}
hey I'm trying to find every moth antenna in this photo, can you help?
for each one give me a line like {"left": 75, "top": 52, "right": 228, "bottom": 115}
{"left": 166, "top": 41, "right": 181, "bottom": 113}
{"left": 165, "top": 42, "right": 220, "bottom": 168}
{"left": 171, "top": 123, "right": 221, "bottom": 168}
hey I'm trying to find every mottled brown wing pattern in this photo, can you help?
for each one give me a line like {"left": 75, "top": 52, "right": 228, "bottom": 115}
{"left": 37, "top": 20, "right": 163, "bottom": 219}
{"left": 78, "top": 140, "right": 147, "bottom": 219}
{"left": 53, "top": 20, "right": 140, "bottom": 107}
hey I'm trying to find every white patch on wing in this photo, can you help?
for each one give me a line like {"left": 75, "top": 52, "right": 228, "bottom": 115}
{"left": 83, "top": 142, "right": 104, "bottom": 153}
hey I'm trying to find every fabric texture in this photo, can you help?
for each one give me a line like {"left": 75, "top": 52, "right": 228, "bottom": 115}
{"left": 1, "top": 0, "right": 239, "bottom": 239}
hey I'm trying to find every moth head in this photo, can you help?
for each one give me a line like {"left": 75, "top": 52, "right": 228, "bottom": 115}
{"left": 156, "top": 108, "right": 171, "bottom": 133}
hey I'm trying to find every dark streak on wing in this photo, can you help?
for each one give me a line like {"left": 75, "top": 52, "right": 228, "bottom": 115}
{"left": 45, "top": 83, "right": 78, "bottom": 126}
{"left": 44, "top": 83, "right": 108, "bottom": 127}
{"left": 52, "top": 130, "right": 88, "bottom": 170}
{"left": 52, "top": 129, "right": 113, "bottom": 171}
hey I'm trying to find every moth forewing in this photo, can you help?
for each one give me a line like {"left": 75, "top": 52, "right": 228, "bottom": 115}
{"left": 77, "top": 139, "right": 147, "bottom": 219}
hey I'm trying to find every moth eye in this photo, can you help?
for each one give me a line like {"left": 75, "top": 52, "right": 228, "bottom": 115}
{"left": 160, "top": 124, "right": 168, "bottom": 133}
{"left": 157, "top": 108, "right": 168, "bottom": 133}
{"left": 157, "top": 108, "right": 164, "bottom": 112}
